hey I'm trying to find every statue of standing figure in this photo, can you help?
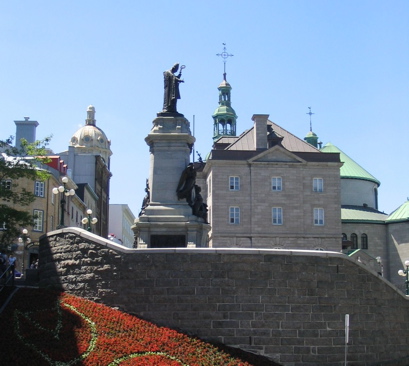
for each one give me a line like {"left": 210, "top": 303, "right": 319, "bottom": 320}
{"left": 162, "top": 63, "right": 185, "bottom": 114}
{"left": 176, "top": 163, "right": 196, "bottom": 206}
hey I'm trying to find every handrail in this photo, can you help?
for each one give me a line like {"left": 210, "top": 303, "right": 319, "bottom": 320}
{"left": 0, "top": 265, "right": 15, "bottom": 288}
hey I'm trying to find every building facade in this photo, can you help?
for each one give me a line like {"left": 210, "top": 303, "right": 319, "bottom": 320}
{"left": 198, "top": 113, "right": 342, "bottom": 250}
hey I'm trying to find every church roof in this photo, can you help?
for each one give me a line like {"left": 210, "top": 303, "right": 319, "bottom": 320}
{"left": 225, "top": 120, "right": 319, "bottom": 152}
{"left": 341, "top": 206, "right": 388, "bottom": 223}
{"left": 320, "top": 143, "right": 380, "bottom": 185}
{"left": 386, "top": 200, "right": 409, "bottom": 223}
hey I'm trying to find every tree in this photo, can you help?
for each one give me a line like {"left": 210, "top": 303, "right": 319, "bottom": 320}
{"left": 0, "top": 136, "right": 51, "bottom": 250}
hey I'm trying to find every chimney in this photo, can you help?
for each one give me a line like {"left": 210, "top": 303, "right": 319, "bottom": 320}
{"left": 252, "top": 114, "right": 269, "bottom": 150}
{"left": 14, "top": 117, "right": 39, "bottom": 148}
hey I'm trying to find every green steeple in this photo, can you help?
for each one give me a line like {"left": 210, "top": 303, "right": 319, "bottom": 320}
{"left": 303, "top": 107, "right": 319, "bottom": 148}
{"left": 304, "top": 130, "right": 319, "bottom": 148}
{"left": 212, "top": 74, "right": 237, "bottom": 140}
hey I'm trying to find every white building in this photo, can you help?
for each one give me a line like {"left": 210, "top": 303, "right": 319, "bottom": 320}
{"left": 109, "top": 204, "right": 135, "bottom": 248}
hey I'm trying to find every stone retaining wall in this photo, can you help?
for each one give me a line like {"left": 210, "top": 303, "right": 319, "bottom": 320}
{"left": 39, "top": 228, "right": 409, "bottom": 366}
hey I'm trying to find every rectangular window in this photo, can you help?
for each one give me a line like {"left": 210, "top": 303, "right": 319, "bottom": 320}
{"left": 272, "top": 207, "right": 283, "bottom": 225}
{"left": 33, "top": 210, "right": 44, "bottom": 232}
{"left": 314, "top": 208, "right": 324, "bottom": 226}
{"left": 271, "top": 177, "right": 282, "bottom": 191}
{"left": 229, "top": 206, "right": 240, "bottom": 224}
{"left": 229, "top": 176, "right": 240, "bottom": 191}
{"left": 313, "top": 178, "right": 324, "bottom": 192}
{"left": 1, "top": 180, "right": 11, "bottom": 190}
{"left": 34, "top": 181, "right": 45, "bottom": 197}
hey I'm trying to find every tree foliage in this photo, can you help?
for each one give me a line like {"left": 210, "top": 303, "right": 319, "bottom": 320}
{"left": 0, "top": 136, "right": 51, "bottom": 249}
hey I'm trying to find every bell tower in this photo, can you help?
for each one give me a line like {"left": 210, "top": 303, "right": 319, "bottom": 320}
{"left": 213, "top": 44, "right": 237, "bottom": 141}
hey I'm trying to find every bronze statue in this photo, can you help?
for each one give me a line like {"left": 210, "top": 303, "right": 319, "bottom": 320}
{"left": 176, "top": 163, "right": 196, "bottom": 205}
{"left": 162, "top": 63, "right": 185, "bottom": 114}
{"left": 192, "top": 185, "right": 208, "bottom": 223}
{"left": 138, "top": 179, "right": 150, "bottom": 216}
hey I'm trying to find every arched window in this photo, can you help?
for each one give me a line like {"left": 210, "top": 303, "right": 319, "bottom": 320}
{"left": 374, "top": 187, "right": 378, "bottom": 210}
{"left": 342, "top": 233, "right": 347, "bottom": 241}
{"left": 351, "top": 233, "right": 358, "bottom": 249}
{"left": 361, "top": 234, "right": 368, "bottom": 249}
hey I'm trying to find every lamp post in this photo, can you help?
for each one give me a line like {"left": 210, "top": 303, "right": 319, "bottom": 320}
{"left": 18, "top": 228, "right": 31, "bottom": 274}
{"left": 398, "top": 260, "right": 409, "bottom": 296}
{"left": 82, "top": 209, "right": 98, "bottom": 232}
{"left": 52, "top": 176, "right": 75, "bottom": 228}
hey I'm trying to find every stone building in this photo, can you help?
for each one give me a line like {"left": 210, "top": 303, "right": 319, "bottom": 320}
{"left": 318, "top": 142, "right": 409, "bottom": 289}
{"left": 198, "top": 114, "right": 342, "bottom": 250}
{"left": 59, "top": 105, "right": 112, "bottom": 237}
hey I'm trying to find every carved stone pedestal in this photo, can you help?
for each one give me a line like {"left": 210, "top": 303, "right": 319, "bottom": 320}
{"left": 132, "top": 114, "right": 210, "bottom": 248}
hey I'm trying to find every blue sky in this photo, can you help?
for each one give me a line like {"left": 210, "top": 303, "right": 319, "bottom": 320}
{"left": 1, "top": 0, "right": 408, "bottom": 217}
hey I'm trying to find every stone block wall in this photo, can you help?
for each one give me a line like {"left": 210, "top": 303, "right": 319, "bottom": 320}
{"left": 39, "top": 228, "right": 409, "bottom": 366}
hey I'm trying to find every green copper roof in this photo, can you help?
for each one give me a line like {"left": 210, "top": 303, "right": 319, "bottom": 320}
{"left": 213, "top": 105, "right": 237, "bottom": 117}
{"left": 342, "top": 206, "right": 388, "bottom": 223}
{"left": 305, "top": 131, "right": 317, "bottom": 138}
{"left": 386, "top": 200, "right": 409, "bottom": 223}
{"left": 321, "top": 142, "right": 380, "bottom": 185}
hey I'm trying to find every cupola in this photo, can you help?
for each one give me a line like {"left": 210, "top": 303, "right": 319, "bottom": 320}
{"left": 69, "top": 105, "right": 112, "bottom": 164}
{"left": 213, "top": 44, "right": 237, "bottom": 141}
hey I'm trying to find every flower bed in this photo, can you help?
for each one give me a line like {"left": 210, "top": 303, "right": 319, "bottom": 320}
{"left": 0, "top": 288, "right": 254, "bottom": 366}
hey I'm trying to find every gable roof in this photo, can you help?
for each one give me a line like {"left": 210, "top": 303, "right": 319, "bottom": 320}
{"left": 321, "top": 143, "right": 380, "bottom": 185}
{"left": 224, "top": 120, "right": 319, "bottom": 153}
{"left": 209, "top": 120, "right": 340, "bottom": 164}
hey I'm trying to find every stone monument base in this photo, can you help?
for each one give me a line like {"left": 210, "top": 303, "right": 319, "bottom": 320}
{"left": 132, "top": 203, "right": 210, "bottom": 248}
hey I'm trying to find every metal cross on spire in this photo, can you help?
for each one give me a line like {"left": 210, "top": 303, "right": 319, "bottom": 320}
{"left": 306, "top": 107, "right": 315, "bottom": 132}
{"left": 216, "top": 43, "right": 233, "bottom": 80}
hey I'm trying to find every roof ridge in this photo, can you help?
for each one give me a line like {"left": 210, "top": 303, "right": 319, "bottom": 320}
{"left": 269, "top": 120, "right": 321, "bottom": 152}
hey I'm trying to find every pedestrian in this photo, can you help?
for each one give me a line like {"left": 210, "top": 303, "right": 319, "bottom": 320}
{"left": 0, "top": 252, "right": 5, "bottom": 276}
{"left": 8, "top": 254, "right": 16, "bottom": 270}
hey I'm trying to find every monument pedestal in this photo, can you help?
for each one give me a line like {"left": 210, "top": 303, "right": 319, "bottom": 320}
{"left": 132, "top": 114, "right": 210, "bottom": 248}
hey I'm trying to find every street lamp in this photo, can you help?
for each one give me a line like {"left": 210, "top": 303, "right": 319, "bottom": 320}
{"left": 398, "top": 260, "right": 409, "bottom": 296}
{"left": 82, "top": 209, "right": 98, "bottom": 232}
{"left": 52, "top": 176, "right": 75, "bottom": 228}
{"left": 18, "top": 228, "right": 31, "bottom": 273}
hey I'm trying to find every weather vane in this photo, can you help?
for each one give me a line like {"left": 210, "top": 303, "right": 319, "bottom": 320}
{"left": 306, "top": 107, "right": 315, "bottom": 132}
{"left": 216, "top": 43, "right": 233, "bottom": 80}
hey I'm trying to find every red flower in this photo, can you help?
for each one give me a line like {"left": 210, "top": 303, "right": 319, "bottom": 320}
{"left": 0, "top": 288, "right": 253, "bottom": 366}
